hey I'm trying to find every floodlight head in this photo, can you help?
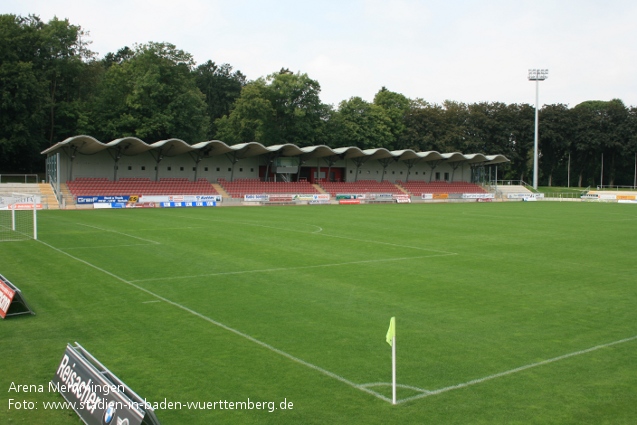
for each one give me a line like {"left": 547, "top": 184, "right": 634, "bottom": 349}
{"left": 528, "top": 68, "right": 549, "bottom": 81}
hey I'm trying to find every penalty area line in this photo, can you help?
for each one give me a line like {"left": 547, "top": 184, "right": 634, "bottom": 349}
{"left": 77, "top": 223, "right": 161, "bottom": 245}
{"left": 129, "top": 253, "right": 457, "bottom": 283}
{"left": 398, "top": 334, "right": 637, "bottom": 404}
{"left": 36, "top": 238, "right": 391, "bottom": 404}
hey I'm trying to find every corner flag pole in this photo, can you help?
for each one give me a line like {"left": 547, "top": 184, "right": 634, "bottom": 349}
{"left": 392, "top": 331, "right": 396, "bottom": 404}
{"left": 386, "top": 317, "right": 396, "bottom": 405}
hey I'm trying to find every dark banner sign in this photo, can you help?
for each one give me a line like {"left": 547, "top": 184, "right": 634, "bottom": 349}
{"left": 335, "top": 194, "right": 360, "bottom": 200}
{"left": 52, "top": 343, "right": 160, "bottom": 425}
{"left": 0, "top": 274, "right": 35, "bottom": 318}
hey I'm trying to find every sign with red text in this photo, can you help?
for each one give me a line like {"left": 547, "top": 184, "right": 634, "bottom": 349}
{"left": 0, "top": 277, "right": 16, "bottom": 318}
{"left": 0, "top": 274, "right": 34, "bottom": 318}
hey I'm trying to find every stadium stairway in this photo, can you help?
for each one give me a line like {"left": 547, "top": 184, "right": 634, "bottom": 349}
{"left": 38, "top": 183, "right": 59, "bottom": 209}
{"left": 60, "top": 184, "right": 78, "bottom": 209}
{"left": 313, "top": 184, "right": 327, "bottom": 194}
{"left": 496, "top": 184, "right": 532, "bottom": 200}
{"left": 211, "top": 183, "right": 230, "bottom": 199}
{"left": 395, "top": 184, "right": 410, "bottom": 195}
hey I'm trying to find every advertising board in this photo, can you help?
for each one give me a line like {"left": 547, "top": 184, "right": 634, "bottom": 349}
{"left": 0, "top": 274, "right": 34, "bottom": 318}
{"left": 51, "top": 343, "right": 159, "bottom": 425}
{"left": 0, "top": 278, "right": 15, "bottom": 319}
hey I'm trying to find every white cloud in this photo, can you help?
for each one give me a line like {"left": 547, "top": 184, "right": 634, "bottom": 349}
{"left": 4, "top": 0, "right": 637, "bottom": 107}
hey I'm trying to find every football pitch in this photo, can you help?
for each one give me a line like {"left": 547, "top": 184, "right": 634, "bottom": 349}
{"left": 1, "top": 202, "right": 636, "bottom": 424}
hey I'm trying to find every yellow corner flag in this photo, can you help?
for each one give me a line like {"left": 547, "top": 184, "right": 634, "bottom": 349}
{"left": 386, "top": 317, "right": 396, "bottom": 346}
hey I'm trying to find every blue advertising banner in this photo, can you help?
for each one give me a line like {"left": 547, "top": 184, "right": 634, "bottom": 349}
{"left": 159, "top": 201, "right": 217, "bottom": 208}
{"left": 76, "top": 196, "right": 131, "bottom": 204}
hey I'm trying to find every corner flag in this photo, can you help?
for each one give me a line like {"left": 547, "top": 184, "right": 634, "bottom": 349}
{"left": 386, "top": 317, "right": 397, "bottom": 404}
{"left": 386, "top": 317, "right": 396, "bottom": 346}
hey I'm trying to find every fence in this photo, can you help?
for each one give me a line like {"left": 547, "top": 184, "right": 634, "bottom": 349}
{"left": 0, "top": 174, "right": 40, "bottom": 184}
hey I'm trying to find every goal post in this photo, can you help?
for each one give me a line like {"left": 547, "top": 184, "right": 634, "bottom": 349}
{"left": 0, "top": 193, "right": 39, "bottom": 241}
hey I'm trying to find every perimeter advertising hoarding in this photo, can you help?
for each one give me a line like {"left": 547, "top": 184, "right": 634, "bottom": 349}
{"left": 0, "top": 277, "right": 15, "bottom": 318}
{"left": 244, "top": 194, "right": 269, "bottom": 202}
{"left": 52, "top": 343, "right": 159, "bottom": 425}
{"left": 6, "top": 203, "right": 44, "bottom": 210}
{"left": 159, "top": 201, "right": 216, "bottom": 208}
{"left": 506, "top": 193, "right": 545, "bottom": 199}
{"left": 0, "top": 274, "right": 35, "bottom": 318}
{"left": 394, "top": 194, "right": 411, "bottom": 203}
{"left": 140, "top": 195, "right": 222, "bottom": 203}
{"left": 462, "top": 193, "right": 495, "bottom": 199}
{"left": 335, "top": 194, "right": 364, "bottom": 200}
{"left": 79, "top": 195, "right": 222, "bottom": 204}
{"left": 77, "top": 196, "right": 131, "bottom": 204}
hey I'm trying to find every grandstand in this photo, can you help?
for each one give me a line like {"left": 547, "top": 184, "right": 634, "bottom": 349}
{"left": 62, "top": 177, "right": 497, "bottom": 203}
{"left": 66, "top": 177, "right": 220, "bottom": 197}
{"left": 37, "top": 137, "right": 520, "bottom": 206}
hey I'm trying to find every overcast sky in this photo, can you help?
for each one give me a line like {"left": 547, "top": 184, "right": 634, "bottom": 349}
{"left": 5, "top": 0, "right": 637, "bottom": 108}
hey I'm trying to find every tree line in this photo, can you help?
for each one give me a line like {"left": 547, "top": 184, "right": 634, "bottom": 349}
{"left": 2, "top": 14, "right": 636, "bottom": 186}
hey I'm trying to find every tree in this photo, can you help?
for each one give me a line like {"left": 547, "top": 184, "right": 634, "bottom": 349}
{"left": 39, "top": 17, "right": 95, "bottom": 145}
{"left": 538, "top": 104, "right": 573, "bottom": 186}
{"left": 215, "top": 70, "right": 329, "bottom": 146}
{"left": 265, "top": 70, "right": 329, "bottom": 146}
{"left": 0, "top": 14, "right": 93, "bottom": 172}
{"left": 400, "top": 100, "right": 446, "bottom": 152}
{"left": 441, "top": 100, "right": 471, "bottom": 152}
{"left": 194, "top": 61, "right": 246, "bottom": 139}
{"left": 214, "top": 79, "right": 276, "bottom": 145}
{"left": 373, "top": 87, "right": 410, "bottom": 150}
{"left": 504, "top": 103, "right": 534, "bottom": 182}
{"left": 571, "top": 99, "right": 630, "bottom": 186}
{"left": 330, "top": 97, "right": 393, "bottom": 149}
{"left": 91, "top": 42, "right": 209, "bottom": 142}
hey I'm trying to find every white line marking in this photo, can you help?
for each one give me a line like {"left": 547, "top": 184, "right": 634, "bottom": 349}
{"left": 172, "top": 215, "right": 324, "bottom": 235}
{"left": 36, "top": 238, "right": 390, "bottom": 404}
{"left": 397, "top": 334, "right": 637, "bottom": 404}
{"left": 78, "top": 223, "right": 160, "bottom": 245}
{"left": 130, "top": 253, "right": 457, "bottom": 283}
{"left": 142, "top": 300, "right": 161, "bottom": 304}
{"left": 35, "top": 239, "right": 636, "bottom": 406}
{"left": 174, "top": 215, "right": 454, "bottom": 255}
{"left": 315, "top": 233, "right": 457, "bottom": 255}
{"left": 131, "top": 226, "right": 206, "bottom": 231}
{"left": 360, "top": 382, "right": 431, "bottom": 394}
{"left": 62, "top": 244, "right": 157, "bottom": 250}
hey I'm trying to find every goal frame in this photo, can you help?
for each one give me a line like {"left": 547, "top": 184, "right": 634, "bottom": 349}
{"left": 0, "top": 193, "right": 38, "bottom": 241}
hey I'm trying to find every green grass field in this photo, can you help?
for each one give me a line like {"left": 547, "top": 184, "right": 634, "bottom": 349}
{"left": 1, "top": 202, "right": 636, "bottom": 424}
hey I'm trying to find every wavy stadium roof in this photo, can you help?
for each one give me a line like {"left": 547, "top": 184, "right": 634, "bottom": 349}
{"left": 41, "top": 135, "right": 510, "bottom": 165}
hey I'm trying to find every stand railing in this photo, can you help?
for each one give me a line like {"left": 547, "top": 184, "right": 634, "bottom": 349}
{"left": 0, "top": 174, "right": 39, "bottom": 183}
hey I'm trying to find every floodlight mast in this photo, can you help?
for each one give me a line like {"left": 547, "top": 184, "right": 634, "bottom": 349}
{"left": 528, "top": 69, "right": 548, "bottom": 190}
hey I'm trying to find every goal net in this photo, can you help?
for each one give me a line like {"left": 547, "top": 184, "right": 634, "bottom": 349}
{"left": 0, "top": 193, "right": 38, "bottom": 241}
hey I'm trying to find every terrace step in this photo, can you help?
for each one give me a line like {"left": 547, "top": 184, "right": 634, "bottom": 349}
{"left": 38, "top": 183, "right": 60, "bottom": 209}
{"left": 212, "top": 183, "right": 230, "bottom": 198}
